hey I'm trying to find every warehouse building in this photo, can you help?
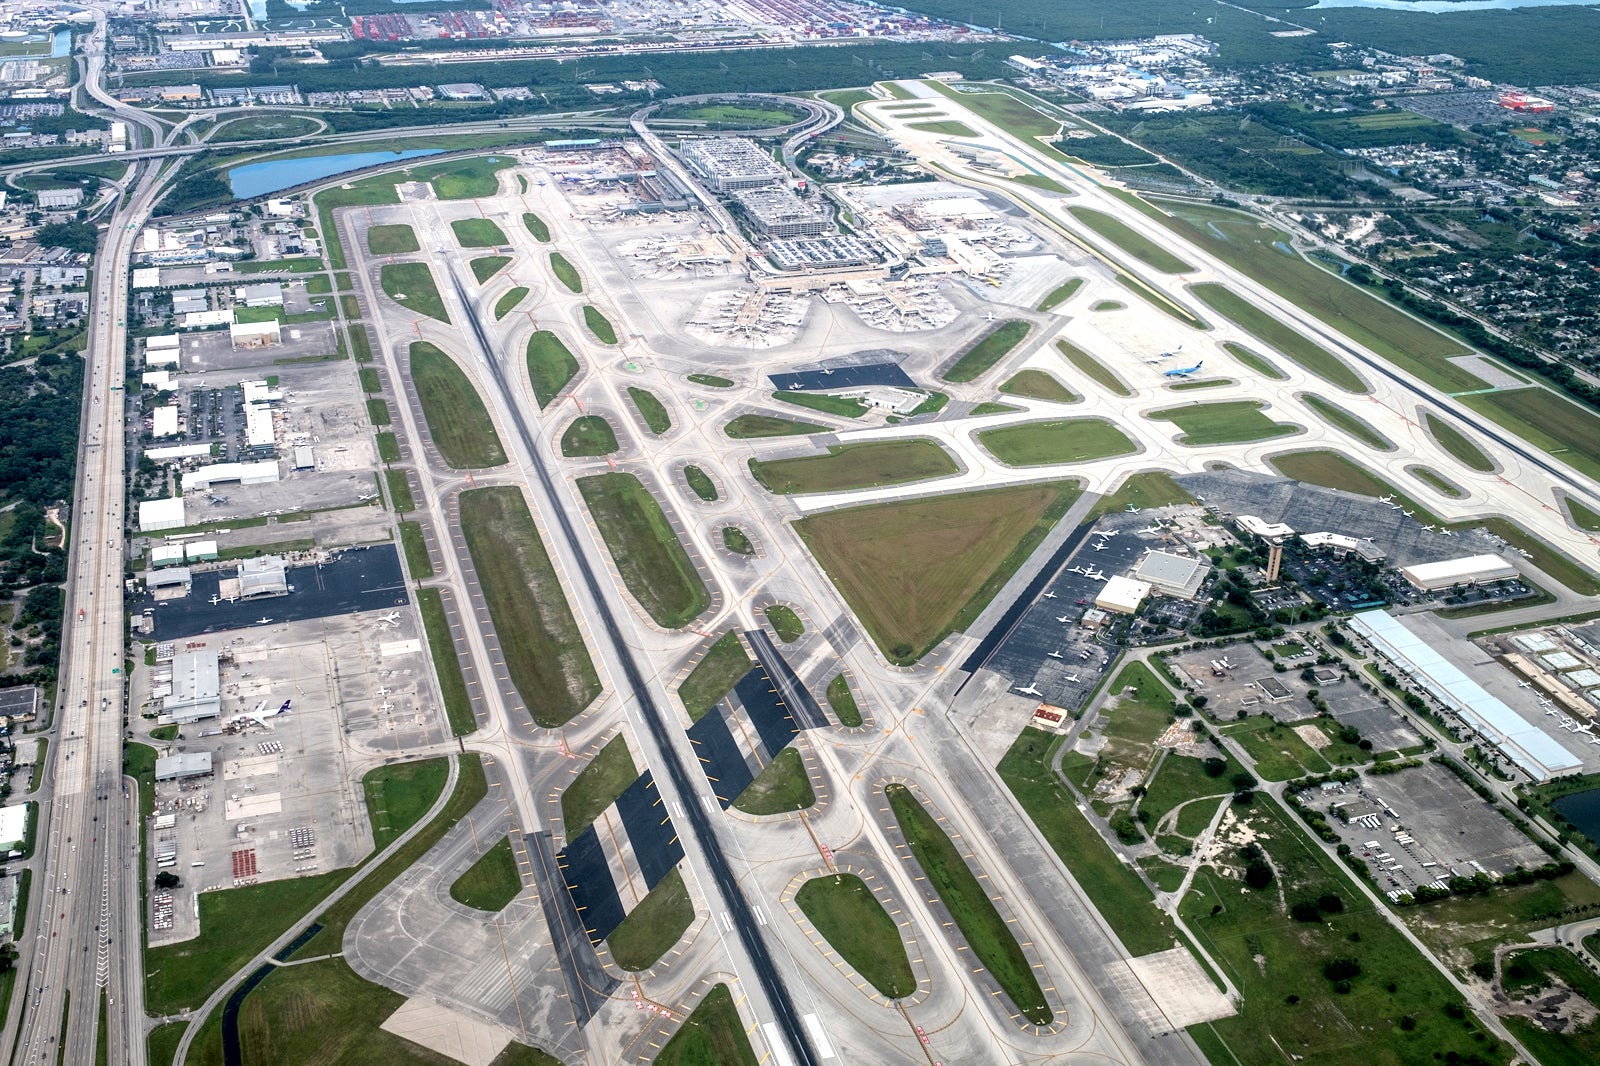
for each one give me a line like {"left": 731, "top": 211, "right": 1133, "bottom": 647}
{"left": 0, "top": 802, "right": 29, "bottom": 853}
{"left": 165, "top": 649, "right": 221, "bottom": 723}
{"left": 235, "top": 282, "right": 283, "bottom": 308}
{"left": 151, "top": 405, "right": 181, "bottom": 438}
{"left": 138, "top": 497, "right": 188, "bottom": 532}
{"left": 181, "top": 460, "right": 280, "bottom": 493}
{"left": 155, "top": 752, "right": 214, "bottom": 782}
{"left": 678, "top": 137, "right": 786, "bottom": 192}
{"left": 1133, "top": 550, "right": 1208, "bottom": 599}
{"left": 237, "top": 555, "right": 289, "bottom": 599}
{"left": 150, "top": 544, "right": 186, "bottom": 568}
{"left": 230, "top": 319, "right": 281, "bottom": 349}
{"left": 36, "top": 187, "right": 83, "bottom": 210}
{"left": 1400, "top": 554, "right": 1519, "bottom": 591}
{"left": 1349, "top": 609, "right": 1580, "bottom": 781}
{"left": 1096, "top": 576, "right": 1152, "bottom": 615}
{"left": 144, "top": 566, "right": 192, "bottom": 590}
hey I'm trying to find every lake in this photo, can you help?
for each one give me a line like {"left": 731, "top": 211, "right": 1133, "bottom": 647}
{"left": 227, "top": 149, "right": 443, "bottom": 200}
{"left": 1553, "top": 789, "right": 1600, "bottom": 847}
{"left": 50, "top": 30, "right": 70, "bottom": 58}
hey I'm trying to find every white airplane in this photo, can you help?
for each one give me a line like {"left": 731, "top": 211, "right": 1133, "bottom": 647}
{"left": 1047, "top": 651, "right": 1063, "bottom": 659}
{"left": 1144, "top": 525, "right": 1163, "bottom": 535}
{"left": 983, "top": 312, "right": 997, "bottom": 322}
{"left": 1539, "top": 696, "right": 1554, "bottom": 706}
{"left": 256, "top": 617, "right": 272, "bottom": 625}
{"left": 1518, "top": 681, "right": 1532, "bottom": 688}
{"left": 1439, "top": 529, "right": 1455, "bottom": 536}
{"left": 1065, "top": 673, "right": 1080, "bottom": 684}
{"left": 210, "top": 595, "right": 222, "bottom": 606}
{"left": 1422, "top": 525, "right": 1436, "bottom": 533}
{"left": 1086, "top": 568, "right": 1106, "bottom": 580}
{"left": 1093, "top": 542, "right": 1108, "bottom": 551}
{"left": 1069, "top": 566, "right": 1086, "bottom": 575}
{"left": 1163, "top": 360, "right": 1204, "bottom": 378}
{"left": 1379, "top": 495, "right": 1393, "bottom": 504}
{"left": 1127, "top": 505, "right": 1141, "bottom": 514}
{"left": 373, "top": 611, "right": 401, "bottom": 629}
{"left": 1015, "top": 684, "right": 1042, "bottom": 698}
{"left": 1403, "top": 510, "right": 1414, "bottom": 517}
{"left": 1042, "top": 591, "right": 1057, "bottom": 599}
{"left": 357, "top": 493, "right": 379, "bottom": 503}
{"left": 235, "top": 699, "right": 291, "bottom": 728}
{"left": 1364, "top": 537, "right": 1375, "bottom": 543}
{"left": 820, "top": 368, "right": 833, "bottom": 376}
{"left": 1098, "top": 529, "right": 1118, "bottom": 538}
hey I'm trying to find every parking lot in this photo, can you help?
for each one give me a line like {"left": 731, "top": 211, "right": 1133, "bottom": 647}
{"left": 143, "top": 608, "right": 448, "bottom": 946}
{"left": 1301, "top": 762, "right": 1547, "bottom": 901}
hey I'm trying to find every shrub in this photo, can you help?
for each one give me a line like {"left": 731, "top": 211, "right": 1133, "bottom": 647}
{"left": 1318, "top": 893, "right": 1344, "bottom": 914}
{"left": 1245, "top": 859, "right": 1274, "bottom": 889}
{"left": 1204, "top": 757, "right": 1227, "bottom": 777}
{"left": 1291, "top": 901, "right": 1322, "bottom": 922}
{"left": 1323, "top": 957, "right": 1362, "bottom": 982}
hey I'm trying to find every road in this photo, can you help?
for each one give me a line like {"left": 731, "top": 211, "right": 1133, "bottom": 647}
{"left": 1, "top": 13, "right": 175, "bottom": 1066}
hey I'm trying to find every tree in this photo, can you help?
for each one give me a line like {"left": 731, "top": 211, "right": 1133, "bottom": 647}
{"left": 154, "top": 871, "right": 180, "bottom": 889}
{"left": 1323, "top": 957, "right": 1362, "bottom": 982}
{"left": 1244, "top": 858, "right": 1274, "bottom": 889}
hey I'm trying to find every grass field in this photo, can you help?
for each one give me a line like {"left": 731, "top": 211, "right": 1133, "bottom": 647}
{"left": 145, "top": 870, "right": 350, "bottom": 1013}
{"left": 627, "top": 386, "right": 670, "bottom": 434}
{"left": 1411, "top": 467, "right": 1464, "bottom": 498}
{"left": 796, "top": 482, "right": 1079, "bottom": 664}
{"left": 765, "top": 604, "right": 804, "bottom": 643}
{"left": 1473, "top": 516, "right": 1600, "bottom": 595}
{"left": 1056, "top": 340, "right": 1131, "bottom": 397}
{"left": 1223, "top": 342, "right": 1286, "bottom": 380}
{"left": 522, "top": 212, "right": 550, "bottom": 242}
{"left": 998, "top": 728, "right": 1177, "bottom": 955}
{"left": 526, "top": 330, "right": 579, "bottom": 408}
{"left": 459, "top": 487, "right": 601, "bottom": 727}
{"left": 1038, "top": 277, "right": 1084, "bottom": 311}
{"left": 1071, "top": 207, "right": 1193, "bottom": 273}
{"left": 652, "top": 983, "right": 757, "bottom": 1066}
{"left": 606, "top": 868, "right": 695, "bottom": 972}
{"left": 944, "top": 320, "right": 1030, "bottom": 383}
{"left": 1223, "top": 716, "right": 1335, "bottom": 781}
{"left": 749, "top": 440, "right": 957, "bottom": 495}
{"left": 1180, "top": 799, "right": 1507, "bottom": 1066}
{"left": 577, "top": 473, "right": 709, "bottom": 629}
{"left": 411, "top": 155, "right": 511, "bottom": 200}
{"left": 494, "top": 287, "right": 528, "bottom": 320}
{"left": 315, "top": 174, "right": 401, "bottom": 270}
{"left": 772, "top": 390, "right": 869, "bottom": 419}
{"left": 887, "top": 784, "right": 1051, "bottom": 1024}
{"left": 409, "top": 342, "right": 507, "bottom": 468}
{"left": 978, "top": 418, "right": 1135, "bottom": 466}
{"left": 794, "top": 874, "right": 915, "bottom": 998}
{"left": 384, "top": 467, "right": 413, "bottom": 512}
{"left": 470, "top": 255, "right": 510, "bottom": 283}
{"left": 561, "top": 734, "right": 638, "bottom": 838}
{"left": 1194, "top": 284, "right": 1366, "bottom": 392}
{"left": 688, "top": 373, "right": 734, "bottom": 388}
{"left": 1303, "top": 394, "right": 1392, "bottom": 450}
{"left": 683, "top": 465, "right": 717, "bottom": 502}
{"left": 364, "top": 760, "right": 450, "bottom": 853}
{"left": 448, "top": 837, "right": 522, "bottom": 911}
{"left": 549, "top": 252, "right": 582, "bottom": 293}
{"left": 678, "top": 631, "right": 753, "bottom": 721}
{"left": 1159, "top": 200, "right": 1481, "bottom": 394}
{"left": 229, "top": 955, "right": 561, "bottom": 1066}
{"left": 584, "top": 304, "right": 617, "bottom": 344}
{"left": 559, "top": 415, "right": 617, "bottom": 457}
{"left": 213, "top": 113, "right": 321, "bottom": 142}
{"left": 1151, "top": 400, "right": 1297, "bottom": 445}
{"left": 367, "top": 224, "right": 418, "bottom": 256}
{"left": 1462, "top": 387, "right": 1600, "bottom": 483}
{"left": 1498, "top": 947, "right": 1600, "bottom": 1066}
{"left": 379, "top": 262, "right": 449, "bottom": 324}
{"left": 349, "top": 325, "right": 372, "bottom": 363}
{"left": 417, "top": 589, "right": 474, "bottom": 735}
{"left": 1000, "top": 369, "right": 1077, "bottom": 403}
{"left": 1423, "top": 412, "right": 1494, "bottom": 472}
{"left": 1169, "top": 378, "right": 1231, "bottom": 392}
{"left": 1138, "top": 751, "right": 1236, "bottom": 838}
{"left": 723, "top": 414, "right": 826, "bottom": 439}
{"left": 450, "top": 217, "right": 508, "bottom": 248}
{"left": 909, "top": 119, "right": 977, "bottom": 136}
{"left": 826, "top": 673, "right": 863, "bottom": 727}
{"left": 1568, "top": 497, "right": 1600, "bottom": 532}
{"left": 368, "top": 397, "right": 392, "bottom": 427}
{"left": 722, "top": 525, "right": 754, "bottom": 555}
{"left": 733, "top": 748, "right": 815, "bottom": 814}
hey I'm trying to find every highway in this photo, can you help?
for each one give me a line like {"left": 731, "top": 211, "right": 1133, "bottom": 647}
{"left": 1, "top": 14, "right": 175, "bottom": 1066}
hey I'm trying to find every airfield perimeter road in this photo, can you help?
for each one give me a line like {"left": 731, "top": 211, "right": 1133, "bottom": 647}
{"left": 1, "top": 13, "right": 178, "bottom": 1066}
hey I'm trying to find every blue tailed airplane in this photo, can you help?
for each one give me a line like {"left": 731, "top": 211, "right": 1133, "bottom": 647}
{"left": 1163, "top": 360, "right": 1204, "bottom": 378}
